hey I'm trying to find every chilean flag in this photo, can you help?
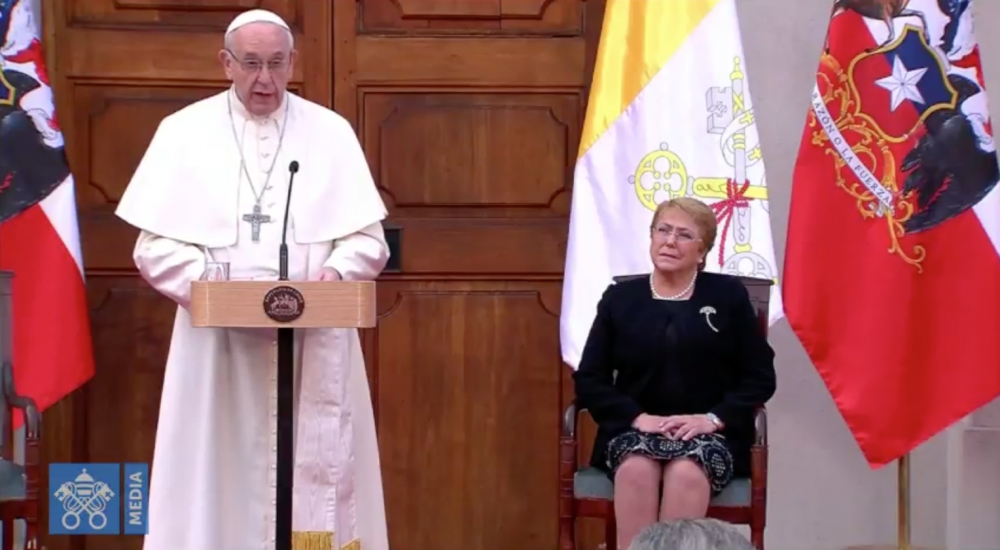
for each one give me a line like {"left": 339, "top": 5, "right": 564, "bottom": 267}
{"left": 0, "top": 0, "right": 94, "bottom": 422}
{"left": 784, "top": 0, "right": 1000, "bottom": 468}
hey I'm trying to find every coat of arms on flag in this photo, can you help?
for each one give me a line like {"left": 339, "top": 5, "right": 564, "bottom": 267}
{"left": 808, "top": 0, "right": 998, "bottom": 271}
{"left": 0, "top": 0, "right": 94, "bottom": 423}
{"left": 785, "top": 0, "right": 1000, "bottom": 468}
{"left": 0, "top": 0, "right": 70, "bottom": 223}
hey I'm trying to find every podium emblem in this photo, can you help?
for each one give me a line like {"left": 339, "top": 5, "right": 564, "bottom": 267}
{"left": 263, "top": 285, "right": 305, "bottom": 322}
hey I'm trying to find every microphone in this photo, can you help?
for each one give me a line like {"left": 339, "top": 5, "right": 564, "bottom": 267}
{"left": 279, "top": 161, "right": 299, "bottom": 281}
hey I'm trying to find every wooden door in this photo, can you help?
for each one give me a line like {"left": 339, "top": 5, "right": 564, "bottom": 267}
{"left": 41, "top": 1, "right": 604, "bottom": 549}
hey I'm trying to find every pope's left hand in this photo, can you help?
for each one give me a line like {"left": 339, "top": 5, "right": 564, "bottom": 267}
{"left": 659, "top": 414, "right": 718, "bottom": 441}
{"left": 316, "top": 267, "right": 342, "bottom": 282}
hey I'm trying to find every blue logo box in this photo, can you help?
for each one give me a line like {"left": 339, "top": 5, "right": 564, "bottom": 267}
{"left": 49, "top": 463, "right": 149, "bottom": 535}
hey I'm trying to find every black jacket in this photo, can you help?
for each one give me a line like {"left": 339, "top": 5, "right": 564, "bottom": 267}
{"left": 572, "top": 272, "right": 776, "bottom": 476}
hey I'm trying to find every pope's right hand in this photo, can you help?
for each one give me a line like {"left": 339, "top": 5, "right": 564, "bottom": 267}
{"left": 631, "top": 413, "right": 671, "bottom": 434}
{"left": 315, "top": 267, "right": 342, "bottom": 281}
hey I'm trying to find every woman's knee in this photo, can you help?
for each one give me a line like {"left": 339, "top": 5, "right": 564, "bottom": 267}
{"left": 662, "top": 458, "right": 710, "bottom": 492}
{"left": 614, "top": 454, "right": 662, "bottom": 490}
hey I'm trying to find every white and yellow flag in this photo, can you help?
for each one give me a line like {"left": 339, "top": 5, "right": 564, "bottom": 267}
{"left": 560, "top": 0, "right": 783, "bottom": 369}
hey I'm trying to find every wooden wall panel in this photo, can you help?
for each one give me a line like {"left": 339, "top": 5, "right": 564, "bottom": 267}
{"left": 373, "top": 280, "right": 563, "bottom": 549}
{"left": 72, "top": 85, "right": 226, "bottom": 270}
{"left": 354, "top": 38, "right": 585, "bottom": 86}
{"left": 85, "top": 278, "right": 172, "bottom": 467}
{"left": 359, "top": 0, "right": 583, "bottom": 34}
{"left": 41, "top": 0, "right": 605, "bottom": 548}
{"left": 367, "top": 93, "right": 574, "bottom": 207}
{"left": 361, "top": 91, "right": 574, "bottom": 275}
{"left": 68, "top": 0, "right": 297, "bottom": 27}
{"left": 336, "top": 1, "right": 605, "bottom": 548}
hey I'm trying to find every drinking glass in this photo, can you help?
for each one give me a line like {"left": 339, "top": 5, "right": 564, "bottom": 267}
{"left": 201, "top": 262, "right": 230, "bottom": 281}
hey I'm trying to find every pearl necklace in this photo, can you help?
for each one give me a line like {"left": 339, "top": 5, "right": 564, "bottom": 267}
{"left": 650, "top": 272, "right": 697, "bottom": 301}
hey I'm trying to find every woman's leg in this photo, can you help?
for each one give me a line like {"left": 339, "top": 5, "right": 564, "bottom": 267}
{"left": 659, "top": 458, "right": 711, "bottom": 520}
{"left": 613, "top": 455, "right": 662, "bottom": 549}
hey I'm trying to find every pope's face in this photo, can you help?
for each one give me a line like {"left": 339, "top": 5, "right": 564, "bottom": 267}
{"left": 219, "top": 23, "right": 296, "bottom": 117}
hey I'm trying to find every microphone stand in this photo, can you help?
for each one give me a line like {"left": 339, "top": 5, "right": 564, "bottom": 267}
{"left": 275, "top": 160, "right": 298, "bottom": 550}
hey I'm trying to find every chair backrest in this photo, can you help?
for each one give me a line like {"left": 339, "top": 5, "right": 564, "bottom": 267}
{"left": 738, "top": 276, "right": 773, "bottom": 336}
{"left": 613, "top": 273, "right": 773, "bottom": 335}
{"left": 0, "top": 271, "right": 12, "bottom": 456}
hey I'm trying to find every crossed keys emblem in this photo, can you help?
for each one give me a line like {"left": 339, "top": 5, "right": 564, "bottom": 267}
{"left": 53, "top": 469, "right": 116, "bottom": 530}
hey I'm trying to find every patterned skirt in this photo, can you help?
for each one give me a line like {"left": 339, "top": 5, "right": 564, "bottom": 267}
{"left": 606, "top": 430, "right": 734, "bottom": 495}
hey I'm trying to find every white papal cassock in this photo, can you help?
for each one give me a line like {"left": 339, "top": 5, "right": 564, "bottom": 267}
{"left": 115, "top": 87, "right": 390, "bottom": 550}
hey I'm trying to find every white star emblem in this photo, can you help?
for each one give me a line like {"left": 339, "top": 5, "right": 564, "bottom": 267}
{"left": 875, "top": 56, "right": 928, "bottom": 111}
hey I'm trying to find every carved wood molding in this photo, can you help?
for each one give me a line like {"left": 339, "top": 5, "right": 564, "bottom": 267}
{"left": 392, "top": 0, "right": 556, "bottom": 19}
{"left": 113, "top": 0, "right": 262, "bottom": 10}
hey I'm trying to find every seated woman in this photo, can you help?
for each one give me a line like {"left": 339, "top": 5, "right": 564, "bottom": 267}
{"left": 573, "top": 197, "right": 777, "bottom": 549}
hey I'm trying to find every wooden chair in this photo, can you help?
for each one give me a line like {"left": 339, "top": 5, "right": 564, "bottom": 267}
{"left": 558, "top": 274, "right": 773, "bottom": 550}
{"left": 0, "top": 271, "right": 42, "bottom": 550}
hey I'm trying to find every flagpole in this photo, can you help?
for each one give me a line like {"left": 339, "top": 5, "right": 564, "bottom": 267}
{"left": 846, "top": 453, "right": 941, "bottom": 550}
{"left": 898, "top": 453, "right": 911, "bottom": 550}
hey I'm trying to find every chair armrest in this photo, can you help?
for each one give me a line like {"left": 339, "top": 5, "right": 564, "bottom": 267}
{"left": 3, "top": 361, "right": 40, "bottom": 440}
{"left": 562, "top": 400, "right": 579, "bottom": 439}
{"left": 753, "top": 406, "right": 767, "bottom": 446}
{"left": 567, "top": 402, "right": 764, "bottom": 442}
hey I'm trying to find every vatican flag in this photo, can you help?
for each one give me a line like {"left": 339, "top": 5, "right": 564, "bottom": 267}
{"left": 560, "top": 0, "right": 783, "bottom": 369}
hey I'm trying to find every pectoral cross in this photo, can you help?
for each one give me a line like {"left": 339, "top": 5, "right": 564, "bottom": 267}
{"left": 242, "top": 204, "right": 272, "bottom": 242}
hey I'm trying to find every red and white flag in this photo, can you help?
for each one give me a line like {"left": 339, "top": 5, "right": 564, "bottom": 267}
{"left": 784, "top": 0, "right": 1000, "bottom": 468}
{"left": 0, "top": 0, "right": 94, "bottom": 420}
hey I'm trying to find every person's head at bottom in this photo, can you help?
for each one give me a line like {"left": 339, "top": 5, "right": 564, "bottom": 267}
{"left": 627, "top": 518, "right": 755, "bottom": 550}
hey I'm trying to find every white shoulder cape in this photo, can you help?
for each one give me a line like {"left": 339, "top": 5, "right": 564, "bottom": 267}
{"left": 115, "top": 91, "right": 387, "bottom": 246}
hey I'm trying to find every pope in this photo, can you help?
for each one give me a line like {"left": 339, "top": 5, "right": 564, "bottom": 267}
{"left": 115, "top": 8, "right": 390, "bottom": 550}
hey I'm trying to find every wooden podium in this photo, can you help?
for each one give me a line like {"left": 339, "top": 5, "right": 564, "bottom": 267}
{"left": 189, "top": 280, "right": 377, "bottom": 550}
{"left": 189, "top": 280, "right": 377, "bottom": 328}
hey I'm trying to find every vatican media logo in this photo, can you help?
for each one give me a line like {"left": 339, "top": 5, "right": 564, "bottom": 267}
{"left": 48, "top": 463, "right": 149, "bottom": 535}
{"left": 53, "top": 467, "right": 115, "bottom": 531}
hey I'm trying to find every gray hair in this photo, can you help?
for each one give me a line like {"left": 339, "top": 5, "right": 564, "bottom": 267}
{"left": 223, "top": 22, "right": 294, "bottom": 52}
{"left": 627, "top": 519, "right": 755, "bottom": 550}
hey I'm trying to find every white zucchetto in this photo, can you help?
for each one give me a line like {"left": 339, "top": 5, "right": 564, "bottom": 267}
{"left": 225, "top": 9, "right": 290, "bottom": 35}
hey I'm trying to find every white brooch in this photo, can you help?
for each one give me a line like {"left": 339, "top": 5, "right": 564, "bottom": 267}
{"left": 699, "top": 306, "right": 719, "bottom": 333}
